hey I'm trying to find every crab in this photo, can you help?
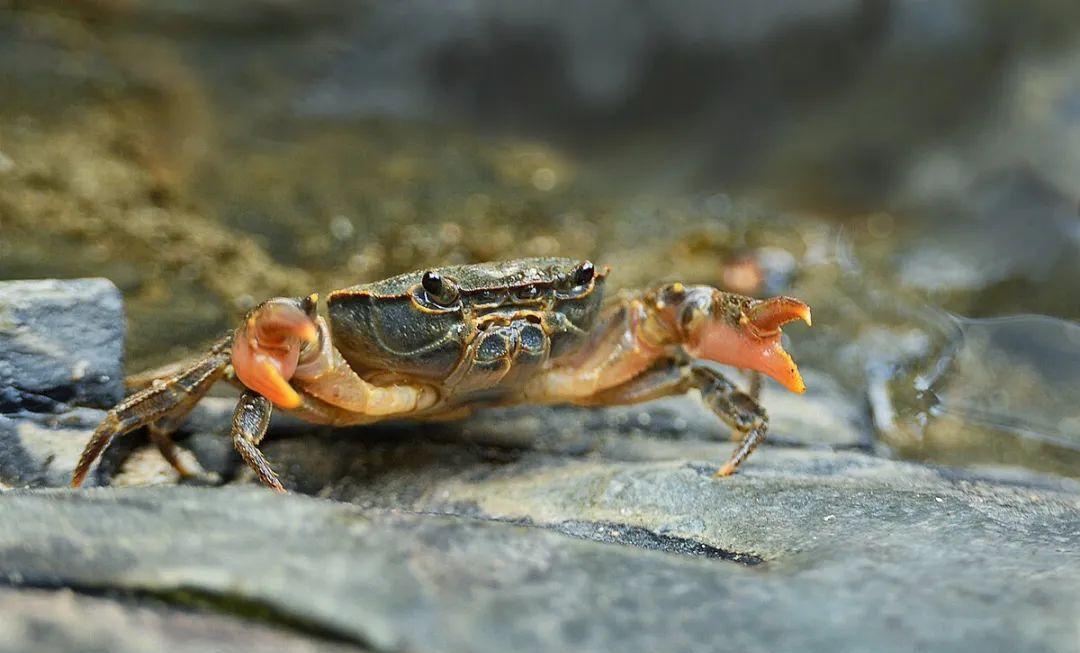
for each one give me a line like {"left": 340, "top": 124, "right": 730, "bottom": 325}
{"left": 71, "top": 258, "right": 811, "bottom": 492}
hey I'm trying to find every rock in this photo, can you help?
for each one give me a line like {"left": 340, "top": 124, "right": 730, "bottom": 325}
{"left": 0, "top": 410, "right": 105, "bottom": 488}
{"left": 0, "top": 587, "right": 365, "bottom": 653}
{"left": 0, "top": 279, "right": 125, "bottom": 413}
{"left": 1, "top": 463, "right": 1078, "bottom": 653}
{"left": 897, "top": 169, "right": 1080, "bottom": 300}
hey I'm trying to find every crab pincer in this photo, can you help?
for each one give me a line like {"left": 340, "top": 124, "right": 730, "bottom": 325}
{"left": 232, "top": 295, "right": 321, "bottom": 410}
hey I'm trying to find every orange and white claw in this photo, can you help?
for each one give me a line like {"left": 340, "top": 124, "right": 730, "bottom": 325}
{"left": 682, "top": 293, "right": 812, "bottom": 394}
{"left": 231, "top": 297, "right": 320, "bottom": 409}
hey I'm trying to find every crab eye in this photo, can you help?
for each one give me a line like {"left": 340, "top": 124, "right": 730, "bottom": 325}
{"left": 573, "top": 261, "right": 595, "bottom": 287}
{"left": 421, "top": 270, "right": 459, "bottom": 306}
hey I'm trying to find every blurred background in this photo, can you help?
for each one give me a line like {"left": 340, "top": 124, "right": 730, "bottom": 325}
{"left": 1, "top": 0, "right": 1078, "bottom": 476}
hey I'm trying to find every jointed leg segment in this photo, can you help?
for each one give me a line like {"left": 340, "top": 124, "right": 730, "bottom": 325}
{"left": 581, "top": 358, "right": 768, "bottom": 476}
{"left": 689, "top": 366, "right": 769, "bottom": 476}
{"left": 230, "top": 390, "right": 281, "bottom": 492}
{"left": 70, "top": 337, "right": 232, "bottom": 487}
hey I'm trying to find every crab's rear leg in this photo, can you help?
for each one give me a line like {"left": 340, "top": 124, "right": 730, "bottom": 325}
{"left": 71, "top": 337, "right": 232, "bottom": 487}
{"left": 148, "top": 410, "right": 204, "bottom": 478}
{"left": 582, "top": 358, "right": 767, "bottom": 476}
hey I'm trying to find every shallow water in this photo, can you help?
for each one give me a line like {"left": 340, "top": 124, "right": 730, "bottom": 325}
{"left": 1, "top": 2, "right": 1077, "bottom": 476}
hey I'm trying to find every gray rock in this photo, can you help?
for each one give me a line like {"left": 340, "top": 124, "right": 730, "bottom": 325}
{"left": 2, "top": 451, "right": 1078, "bottom": 653}
{"left": 0, "top": 587, "right": 366, "bottom": 653}
{"left": 0, "top": 279, "right": 124, "bottom": 413}
{"left": 0, "top": 410, "right": 106, "bottom": 488}
{"left": 898, "top": 169, "right": 1080, "bottom": 297}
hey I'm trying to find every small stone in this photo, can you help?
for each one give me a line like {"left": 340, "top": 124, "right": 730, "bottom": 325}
{"left": 0, "top": 411, "right": 105, "bottom": 487}
{"left": 0, "top": 279, "right": 125, "bottom": 412}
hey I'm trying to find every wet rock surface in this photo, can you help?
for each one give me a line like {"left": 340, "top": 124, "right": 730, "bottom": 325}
{"left": 1, "top": 467, "right": 1078, "bottom": 653}
{"left": 0, "top": 279, "right": 124, "bottom": 413}
{"left": 0, "top": 278, "right": 128, "bottom": 489}
{"left": 877, "top": 314, "right": 1080, "bottom": 477}
{"left": 0, "top": 587, "right": 364, "bottom": 653}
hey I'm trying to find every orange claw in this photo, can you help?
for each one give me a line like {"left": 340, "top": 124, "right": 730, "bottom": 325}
{"left": 747, "top": 296, "right": 812, "bottom": 334}
{"left": 231, "top": 299, "right": 318, "bottom": 409}
{"left": 233, "top": 342, "right": 302, "bottom": 409}
{"left": 684, "top": 294, "right": 812, "bottom": 394}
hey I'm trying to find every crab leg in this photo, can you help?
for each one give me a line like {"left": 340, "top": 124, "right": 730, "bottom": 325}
{"left": 148, "top": 408, "right": 205, "bottom": 478}
{"left": 580, "top": 357, "right": 768, "bottom": 476}
{"left": 230, "top": 390, "right": 283, "bottom": 492}
{"left": 528, "top": 283, "right": 809, "bottom": 474}
{"left": 70, "top": 337, "right": 232, "bottom": 487}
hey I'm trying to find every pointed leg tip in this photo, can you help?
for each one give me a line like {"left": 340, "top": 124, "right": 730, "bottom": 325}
{"left": 713, "top": 463, "right": 737, "bottom": 478}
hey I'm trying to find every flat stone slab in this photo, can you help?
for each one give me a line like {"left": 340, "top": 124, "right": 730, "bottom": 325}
{"left": 2, "top": 450, "right": 1077, "bottom": 653}
{"left": 0, "top": 587, "right": 365, "bottom": 653}
{"left": 0, "top": 587, "right": 365, "bottom": 651}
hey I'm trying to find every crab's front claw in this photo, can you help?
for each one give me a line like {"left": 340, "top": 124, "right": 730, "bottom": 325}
{"left": 746, "top": 296, "right": 812, "bottom": 333}
{"left": 682, "top": 293, "right": 811, "bottom": 394}
{"left": 232, "top": 295, "right": 320, "bottom": 409}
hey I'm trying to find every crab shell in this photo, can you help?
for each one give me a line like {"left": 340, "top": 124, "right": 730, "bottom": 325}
{"left": 326, "top": 258, "right": 608, "bottom": 393}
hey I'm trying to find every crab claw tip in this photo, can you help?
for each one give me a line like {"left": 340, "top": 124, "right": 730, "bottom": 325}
{"left": 685, "top": 293, "right": 810, "bottom": 395}
{"left": 255, "top": 359, "right": 303, "bottom": 409}
{"left": 747, "top": 297, "right": 812, "bottom": 333}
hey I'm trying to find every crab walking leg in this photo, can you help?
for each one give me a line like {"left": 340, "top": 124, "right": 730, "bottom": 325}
{"left": 690, "top": 366, "right": 770, "bottom": 476}
{"left": 71, "top": 337, "right": 232, "bottom": 487}
{"left": 578, "top": 358, "right": 768, "bottom": 475}
{"left": 148, "top": 410, "right": 203, "bottom": 478}
{"left": 746, "top": 371, "right": 763, "bottom": 403}
{"left": 124, "top": 358, "right": 197, "bottom": 391}
{"left": 230, "top": 390, "right": 283, "bottom": 492}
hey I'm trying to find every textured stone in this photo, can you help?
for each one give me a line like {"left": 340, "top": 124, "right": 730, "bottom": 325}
{"left": 0, "top": 587, "right": 365, "bottom": 653}
{"left": 0, "top": 279, "right": 124, "bottom": 413}
{"left": 1, "top": 455, "right": 1078, "bottom": 653}
{"left": 0, "top": 410, "right": 106, "bottom": 488}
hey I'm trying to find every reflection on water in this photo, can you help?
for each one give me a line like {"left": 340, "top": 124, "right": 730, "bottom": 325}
{"left": 875, "top": 316, "right": 1080, "bottom": 477}
{"left": 1, "top": 1, "right": 1078, "bottom": 476}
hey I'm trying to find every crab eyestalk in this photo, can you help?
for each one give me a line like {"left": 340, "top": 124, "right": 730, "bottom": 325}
{"left": 672, "top": 288, "right": 812, "bottom": 394}
{"left": 232, "top": 296, "right": 320, "bottom": 409}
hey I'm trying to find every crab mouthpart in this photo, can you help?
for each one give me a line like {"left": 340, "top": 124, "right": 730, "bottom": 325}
{"left": 232, "top": 300, "right": 319, "bottom": 409}
{"left": 685, "top": 299, "right": 810, "bottom": 394}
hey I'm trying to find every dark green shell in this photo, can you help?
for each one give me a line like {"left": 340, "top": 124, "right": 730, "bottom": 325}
{"left": 326, "top": 258, "right": 607, "bottom": 385}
